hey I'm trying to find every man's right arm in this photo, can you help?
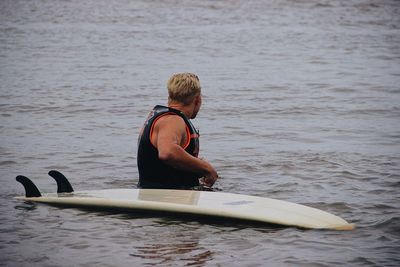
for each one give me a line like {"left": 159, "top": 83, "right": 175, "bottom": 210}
{"left": 152, "top": 116, "right": 218, "bottom": 186}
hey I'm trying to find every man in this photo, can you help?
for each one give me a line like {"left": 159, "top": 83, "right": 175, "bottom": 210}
{"left": 137, "top": 73, "right": 219, "bottom": 189}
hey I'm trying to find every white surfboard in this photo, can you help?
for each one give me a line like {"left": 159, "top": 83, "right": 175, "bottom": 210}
{"left": 15, "top": 171, "right": 354, "bottom": 230}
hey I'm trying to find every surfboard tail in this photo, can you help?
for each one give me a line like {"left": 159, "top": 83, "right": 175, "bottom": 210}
{"left": 16, "top": 175, "right": 42, "bottom": 197}
{"left": 48, "top": 170, "right": 74, "bottom": 193}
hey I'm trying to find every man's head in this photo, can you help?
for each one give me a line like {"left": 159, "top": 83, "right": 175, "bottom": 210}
{"left": 167, "top": 73, "right": 201, "bottom": 106}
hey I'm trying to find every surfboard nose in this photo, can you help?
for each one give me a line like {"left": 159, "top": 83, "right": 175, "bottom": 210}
{"left": 333, "top": 223, "right": 356, "bottom": 231}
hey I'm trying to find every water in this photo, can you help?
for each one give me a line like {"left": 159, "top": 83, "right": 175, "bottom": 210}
{"left": 1, "top": 0, "right": 399, "bottom": 266}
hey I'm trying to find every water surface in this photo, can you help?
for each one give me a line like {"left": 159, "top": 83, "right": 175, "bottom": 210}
{"left": 1, "top": 0, "right": 399, "bottom": 266}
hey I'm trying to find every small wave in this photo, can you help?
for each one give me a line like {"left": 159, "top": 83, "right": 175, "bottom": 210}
{"left": 330, "top": 87, "right": 358, "bottom": 93}
{"left": 348, "top": 257, "right": 378, "bottom": 266}
{"left": 307, "top": 201, "right": 353, "bottom": 211}
{"left": 72, "top": 160, "right": 103, "bottom": 165}
{"left": 333, "top": 170, "right": 364, "bottom": 180}
{"left": 347, "top": 108, "right": 399, "bottom": 116}
{"left": 370, "top": 217, "right": 400, "bottom": 233}
{"left": 314, "top": 3, "right": 334, "bottom": 8}
{"left": 77, "top": 154, "right": 112, "bottom": 159}
{"left": 130, "top": 242, "right": 213, "bottom": 266}
{"left": 15, "top": 105, "right": 39, "bottom": 113}
{"left": 0, "top": 160, "right": 17, "bottom": 166}
{"left": 366, "top": 189, "right": 390, "bottom": 195}
{"left": 44, "top": 165, "right": 70, "bottom": 171}
{"left": 67, "top": 108, "right": 102, "bottom": 114}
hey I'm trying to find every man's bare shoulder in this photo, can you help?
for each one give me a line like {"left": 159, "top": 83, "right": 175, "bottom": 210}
{"left": 152, "top": 114, "right": 187, "bottom": 147}
{"left": 155, "top": 114, "right": 186, "bottom": 130}
{"left": 158, "top": 113, "right": 184, "bottom": 123}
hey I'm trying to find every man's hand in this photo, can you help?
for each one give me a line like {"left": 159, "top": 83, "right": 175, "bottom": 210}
{"left": 200, "top": 160, "right": 219, "bottom": 187}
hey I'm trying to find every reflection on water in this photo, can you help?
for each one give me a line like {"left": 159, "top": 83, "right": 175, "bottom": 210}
{"left": 131, "top": 241, "right": 213, "bottom": 266}
{"left": 13, "top": 202, "right": 38, "bottom": 211}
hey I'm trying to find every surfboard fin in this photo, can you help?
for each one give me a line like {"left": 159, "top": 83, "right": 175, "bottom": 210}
{"left": 16, "top": 175, "right": 42, "bottom": 197}
{"left": 48, "top": 170, "right": 74, "bottom": 193}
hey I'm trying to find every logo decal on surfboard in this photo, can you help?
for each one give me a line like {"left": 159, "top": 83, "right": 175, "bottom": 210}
{"left": 224, "top": 200, "right": 254, "bottom": 206}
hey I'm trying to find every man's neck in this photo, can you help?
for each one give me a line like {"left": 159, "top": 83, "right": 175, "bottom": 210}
{"left": 168, "top": 102, "right": 192, "bottom": 118}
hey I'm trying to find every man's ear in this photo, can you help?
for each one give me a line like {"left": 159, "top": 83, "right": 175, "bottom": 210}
{"left": 194, "top": 95, "right": 201, "bottom": 105}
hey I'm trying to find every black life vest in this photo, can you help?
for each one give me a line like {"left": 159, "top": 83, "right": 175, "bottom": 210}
{"left": 137, "top": 105, "right": 200, "bottom": 189}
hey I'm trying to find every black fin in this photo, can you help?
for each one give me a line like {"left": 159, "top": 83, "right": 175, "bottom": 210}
{"left": 48, "top": 170, "right": 74, "bottom": 193}
{"left": 16, "top": 175, "right": 42, "bottom": 197}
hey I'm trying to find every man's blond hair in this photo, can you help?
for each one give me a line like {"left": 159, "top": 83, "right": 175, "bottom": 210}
{"left": 167, "top": 73, "right": 201, "bottom": 105}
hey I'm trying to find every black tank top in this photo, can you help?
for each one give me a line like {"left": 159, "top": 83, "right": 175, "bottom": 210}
{"left": 137, "top": 105, "right": 201, "bottom": 189}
